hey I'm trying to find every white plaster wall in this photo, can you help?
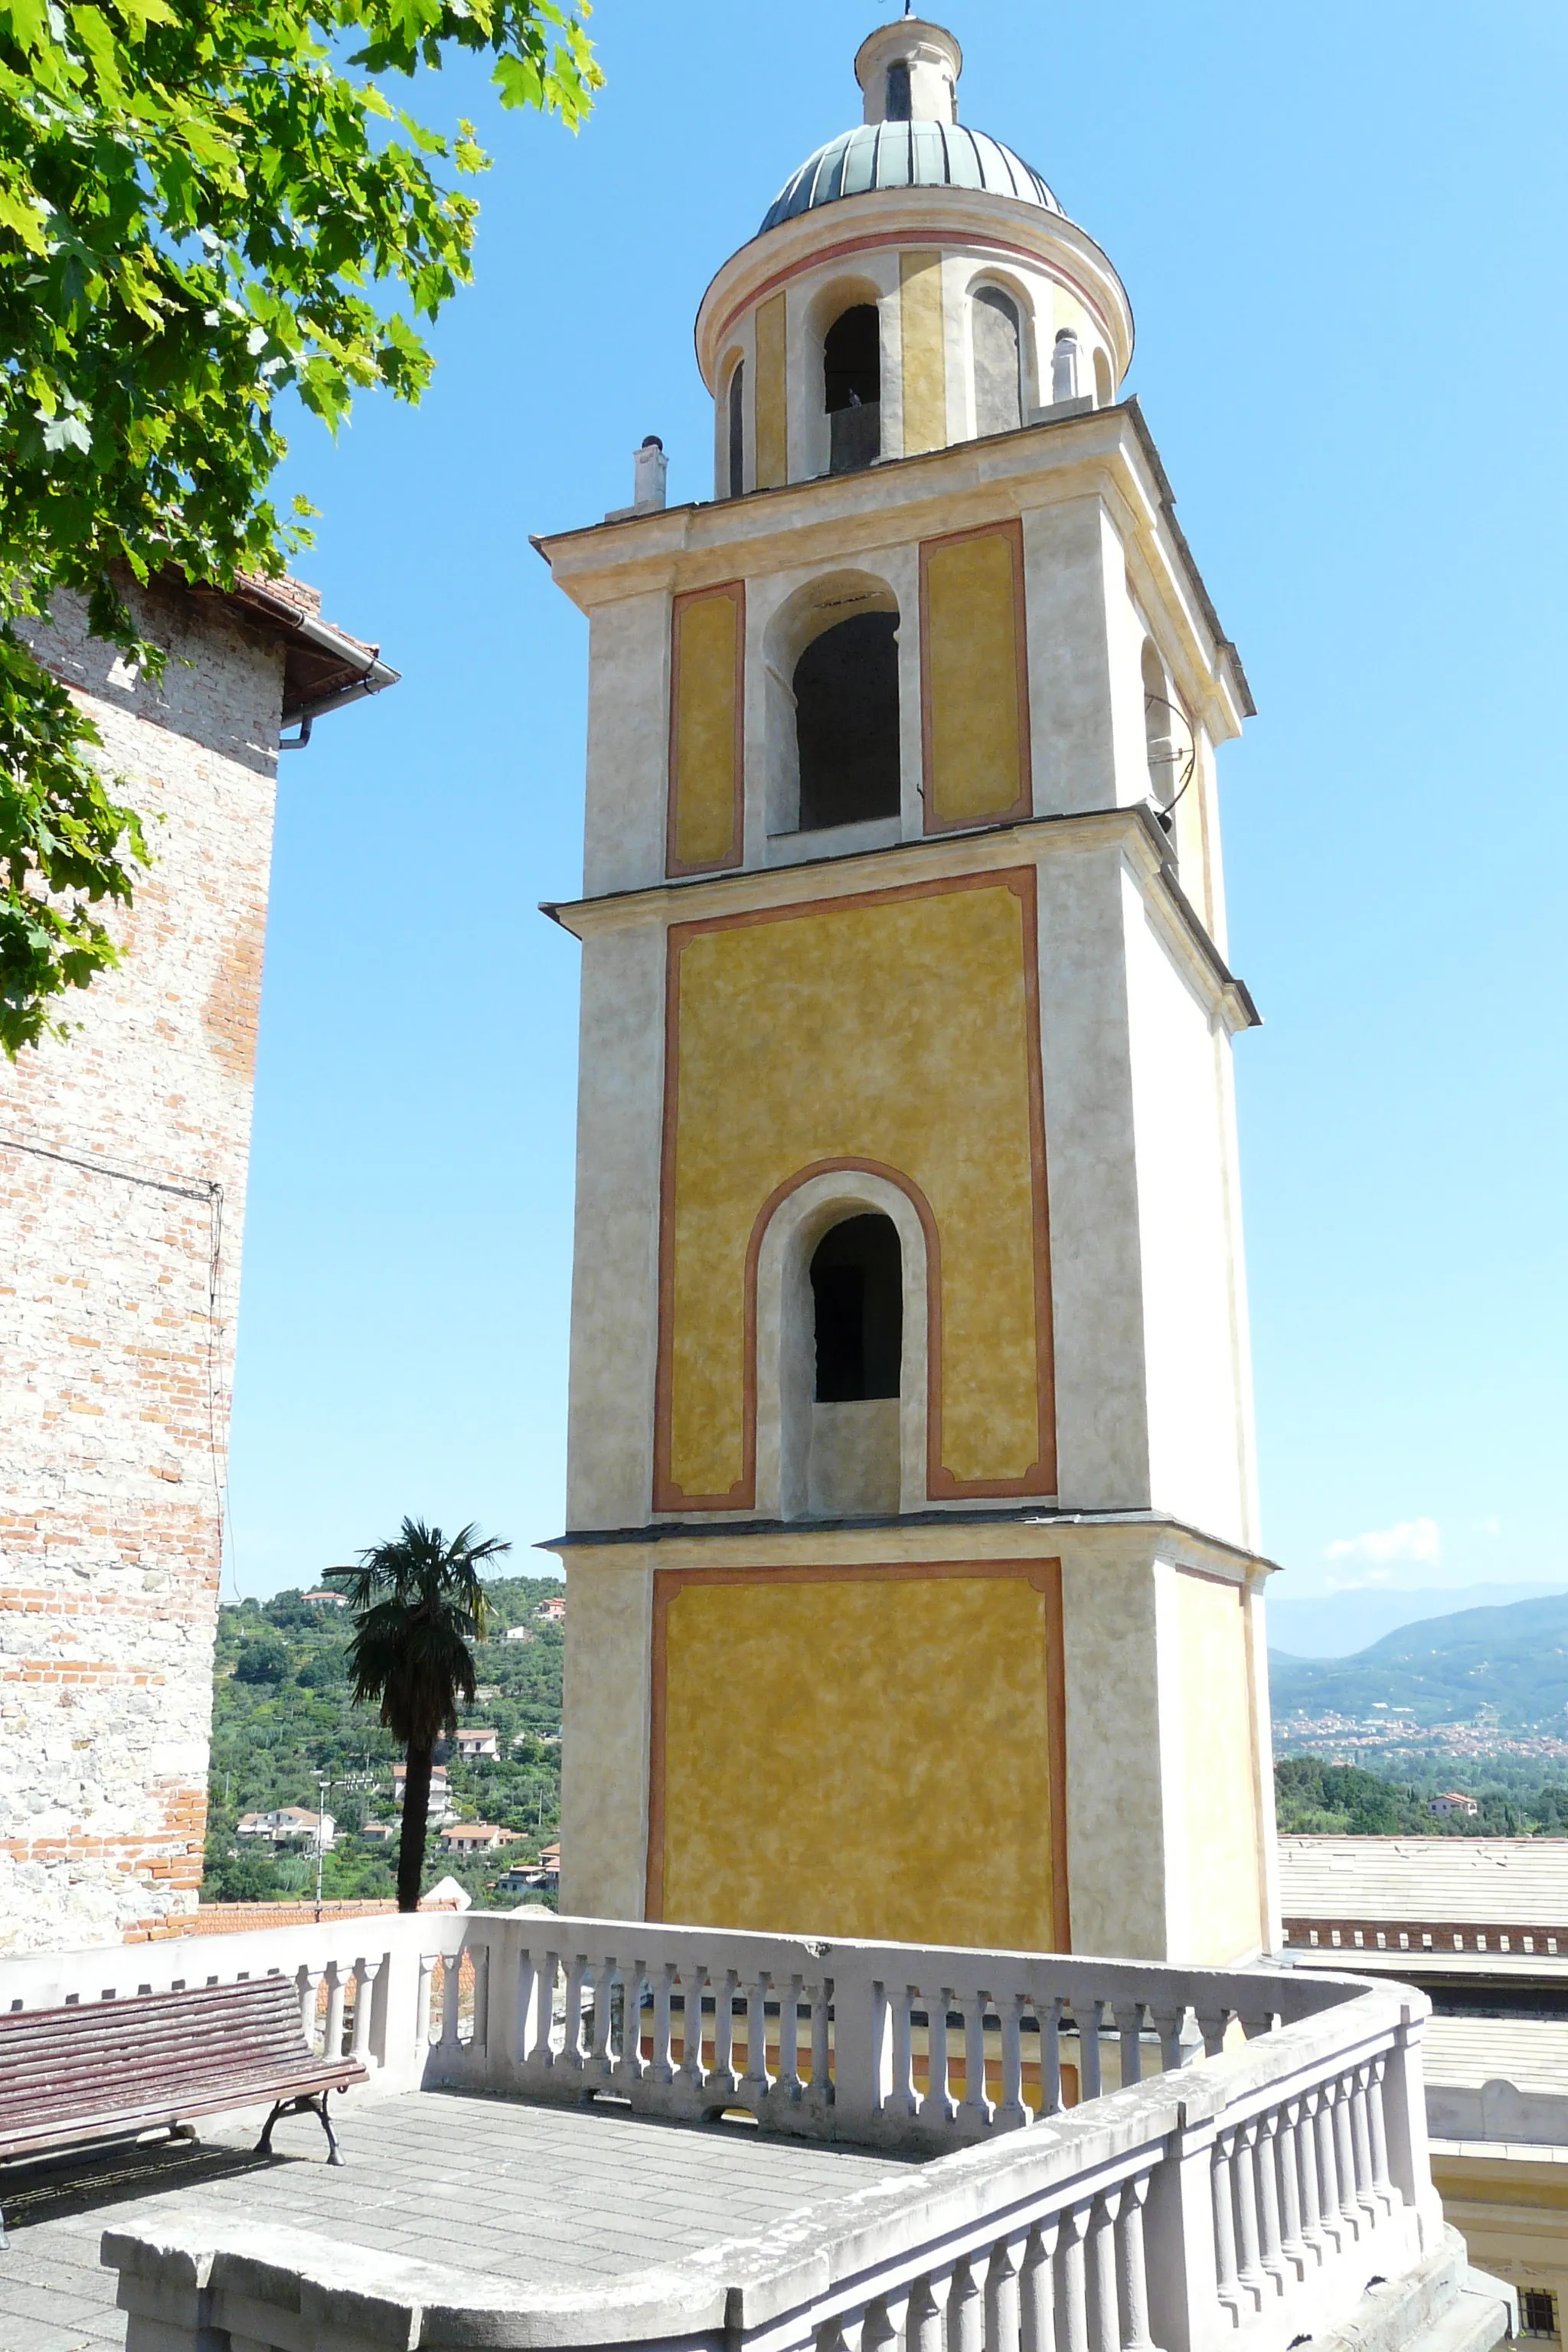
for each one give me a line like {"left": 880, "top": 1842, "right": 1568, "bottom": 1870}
{"left": 1059, "top": 1536, "right": 1169, "bottom": 1960}
{"left": 1021, "top": 499, "right": 1119, "bottom": 815}
{"left": 582, "top": 592, "right": 670, "bottom": 899}
{"left": 1034, "top": 840, "right": 1152, "bottom": 1511}
{"left": 564, "top": 923, "right": 665, "bottom": 1531}
{"left": 1121, "top": 863, "right": 1255, "bottom": 1548}
{"left": 559, "top": 1556, "right": 652, "bottom": 1919}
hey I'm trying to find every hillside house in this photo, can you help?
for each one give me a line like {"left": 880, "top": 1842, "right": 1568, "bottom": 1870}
{"left": 439, "top": 1823, "right": 517, "bottom": 1856}
{"left": 455, "top": 1728, "right": 501, "bottom": 1761}
{"left": 1431, "top": 1792, "right": 1481, "bottom": 1819}
{"left": 391, "top": 1765, "right": 452, "bottom": 1822}
{"left": 536, "top": 1596, "right": 566, "bottom": 1623}
{"left": 236, "top": 1808, "right": 334, "bottom": 1848}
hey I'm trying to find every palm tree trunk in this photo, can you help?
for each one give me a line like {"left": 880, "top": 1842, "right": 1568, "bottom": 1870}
{"left": 398, "top": 1742, "right": 434, "bottom": 1913}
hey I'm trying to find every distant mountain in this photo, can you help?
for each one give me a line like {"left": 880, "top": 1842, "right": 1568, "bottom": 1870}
{"left": 1267, "top": 1584, "right": 1568, "bottom": 1660}
{"left": 1269, "top": 1592, "right": 1568, "bottom": 1728}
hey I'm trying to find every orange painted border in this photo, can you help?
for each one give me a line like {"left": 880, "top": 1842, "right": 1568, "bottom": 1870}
{"left": 645, "top": 1555, "right": 1071, "bottom": 1954}
{"left": 665, "top": 580, "right": 746, "bottom": 880}
{"left": 651, "top": 866, "right": 1057, "bottom": 1513}
{"left": 919, "top": 518, "right": 1033, "bottom": 837}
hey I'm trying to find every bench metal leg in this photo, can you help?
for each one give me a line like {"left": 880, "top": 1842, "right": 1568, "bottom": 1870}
{"left": 256, "top": 2092, "right": 345, "bottom": 2167}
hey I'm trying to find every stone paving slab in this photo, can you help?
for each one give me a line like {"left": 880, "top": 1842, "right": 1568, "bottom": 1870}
{"left": 0, "top": 2089, "right": 917, "bottom": 2351}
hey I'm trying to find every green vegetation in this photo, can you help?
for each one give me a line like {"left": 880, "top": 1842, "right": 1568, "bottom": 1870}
{"left": 203, "top": 1574, "right": 564, "bottom": 1908}
{"left": 1274, "top": 1754, "right": 1568, "bottom": 1838}
{"left": 0, "top": 0, "right": 597, "bottom": 1052}
{"left": 1271, "top": 1592, "right": 1568, "bottom": 1729}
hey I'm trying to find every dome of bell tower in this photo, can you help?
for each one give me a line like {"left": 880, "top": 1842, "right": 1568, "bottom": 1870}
{"left": 761, "top": 18, "right": 1062, "bottom": 234}
{"left": 695, "top": 17, "right": 1134, "bottom": 497}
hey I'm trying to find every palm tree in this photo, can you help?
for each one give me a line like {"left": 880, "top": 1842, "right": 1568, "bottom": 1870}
{"left": 328, "top": 1518, "right": 510, "bottom": 1912}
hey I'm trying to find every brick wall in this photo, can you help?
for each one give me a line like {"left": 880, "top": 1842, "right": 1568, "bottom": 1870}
{"left": 0, "top": 583, "right": 285, "bottom": 1952}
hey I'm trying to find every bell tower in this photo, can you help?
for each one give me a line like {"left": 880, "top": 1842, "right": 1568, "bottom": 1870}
{"left": 540, "top": 18, "right": 1276, "bottom": 1966}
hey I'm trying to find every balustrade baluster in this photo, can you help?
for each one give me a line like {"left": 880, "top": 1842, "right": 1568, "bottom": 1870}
{"left": 1151, "top": 2005, "right": 1186, "bottom": 2076}
{"left": 890, "top": 1984, "right": 917, "bottom": 2118}
{"left": 1315, "top": 2082, "right": 1348, "bottom": 2251}
{"left": 947, "top": 2253, "right": 985, "bottom": 2352}
{"left": 563, "top": 1954, "right": 589, "bottom": 2072}
{"left": 862, "top": 2296, "right": 902, "bottom": 2352}
{"left": 350, "top": 1958, "right": 381, "bottom": 2066}
{"left": 514, "top": 1945, "right": 541, "bottom": 2067}
{"left": 959, "top": 1989, "right": 991, "bottom": 2127}
{"left": 1350, "top": 2065, "right": 1380, "bottom": 2225}
{"left": 743, "top": 1971, "right": 771, "bottom": 2099}
{"left": 1019, "top": 2218, "right": 1060, "bottom": 2352}
{"left": 1211, "top": 2131, "right": 1244, "bottom": 2323}
{"left": 1080, "top": 2001, "right": 1103, "bottom": 2101}
{"left": 679, "top": 1965, "right": 707, "bottom": 2086}
{"left": 324, "top": 1962, "right": 348, "bottom": 2060}
{"left": 1057, "top": 2201, "right": 1092, "bottom": 2352}
{"left": 296, "top": 1964, "right": 318, "bottom": 2047}
{"left": 470, "top": 1944, "right": 490, "bottom": 2055}
{"left": 439, "top": 1955, "right": 463, "bottom": 2057}
{"left": 619, "top": 1961, "right": 648, "bottom": 2083}
{"left": 1233, "top": 2122, "right": 1266, "bottom": 2309}
{"left": 1276, "top": 2098, "right": 1308, "bottom": 2278}
{"left": 1195, "top": 2006, "right": 1230, "bottom": 2059}
{"left": 585, "top": 1957, "right": 614, "bottom": 2078}
{"left": 416, "top": 1953, "right": 437, "bottom": 2051}
{"left": 1367, "top": 2056, "right": 1397, "bottom": 2214}
{"left": 1295, "top": 2091, "right": 1327, "bottom": 2264}
{"left": 1116, "top": 2001, "right": 1144, "bottom": 2090}
{"left": 1116, "top": 2175, "right": 1157, "bottom": 2352}
{"left": 998, "top": 1995, "right": 1029, "bottom": 2128}
{"left": 985, "top": 2232, "right": 1025, "bottom": 2352}
{"left": 1042, "top": 1998, "right": 1063, "bottom": 2115}
{"left": 714, "top": 1968, "right": 737, "bottom": 2088}
{"left": 1331, "top": 2076, "right": 1362, "bottom": 2238}
{"left": 1086, "top": 2189, "right": 1120, "bottom": 2352}
{"left": 921, "top": 1988, "right": 955, "bottom": 2126}
{"left": 907, "top": 2277, "right": 946, "bottom": 2352}
{"left": 1255, "top": 2111, "right": 1287, "bottom": 2294}
{"left": 810, "top": 1978, "right": 831, "bottom": 2092}
{"left": 778, "top": 1971, "right": 802, "bottom": 2096}
{"left": 651, "top": 1962, "right": 676, "bottom": 2084}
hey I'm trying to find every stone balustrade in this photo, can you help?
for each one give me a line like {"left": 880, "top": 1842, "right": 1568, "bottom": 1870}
{"left": 2, "top": 1910, "right": 1493, "bottom": 2352}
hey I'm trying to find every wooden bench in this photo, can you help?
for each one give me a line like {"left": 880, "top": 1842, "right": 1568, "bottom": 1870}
{"left": 0, "top": 1974, "right": 368, "bottom": 2246}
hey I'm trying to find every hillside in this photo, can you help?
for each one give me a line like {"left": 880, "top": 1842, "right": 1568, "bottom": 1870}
{"left": 203, "top": 1575, "right": 564, "bottom": 1906}
{"left": 1270, "top": 1592, "right": 1568, "bottom": 1730}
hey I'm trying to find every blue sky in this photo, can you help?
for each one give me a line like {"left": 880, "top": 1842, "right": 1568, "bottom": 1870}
{"left": 226, "top": 0, "right": 1568, "bottom": 1607}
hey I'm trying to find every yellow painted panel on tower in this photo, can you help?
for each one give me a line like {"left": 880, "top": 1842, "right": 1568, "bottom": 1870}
{"left": 655, "top": 1564, "right": 1065, "bottom": 1948}
{"left": 754, "top": 292, "right": 788, "bottom": 489}
{"left": 668, "top": 584, "right": 743, "bottom": 876}
{"left": 657, "top": 872, "right": 1054, "bottom": 1507}
{"left": 900, "top": 250, "right": 947, "bottom": 455}
{"left": 1176, "top": 1570, "right": 1265, "bottom": 1962}
{"left": 922, "top": 523, "right": 1030, "bottom": 830}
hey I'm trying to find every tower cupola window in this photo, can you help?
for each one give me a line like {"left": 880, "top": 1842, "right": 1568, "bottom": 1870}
{"left": 727, "top": 360, "right": 745, "bottom": 497}
{"left": 811, "top": 1214, "right": 903, "bottom": 1402}
{"left": 824, "top": 304, "right": 881, "bottom": 474}
{"left": 884, "top": 60, "right": 912, "bottom": 120}
{"left": 792, "top": 609, "right": 900, "bottom": 831}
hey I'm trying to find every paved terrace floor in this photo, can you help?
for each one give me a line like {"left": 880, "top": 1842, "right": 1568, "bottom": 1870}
{"left": 0, "top": 2088, "right": 918, "bottom": 2352}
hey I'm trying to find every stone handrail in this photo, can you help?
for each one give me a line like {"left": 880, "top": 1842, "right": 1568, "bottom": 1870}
{"left": 97, "top": 1921, "right": 1454, "bottom": 2352}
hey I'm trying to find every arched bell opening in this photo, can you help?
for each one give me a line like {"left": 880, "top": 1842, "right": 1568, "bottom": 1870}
{"left": 763, "top": 570, "right": 902, "bottom": 840}
{"left": 805, "top": 1213, "right": 903, "bottom": 1516}
{"left": 750, "top": 1171, "right": 932, "bottom": 1523}
{"left": 823, "top": 302, "right": 881, "bottom": 474}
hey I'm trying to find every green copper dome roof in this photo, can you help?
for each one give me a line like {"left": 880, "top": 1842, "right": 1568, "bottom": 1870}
{"left": 761, "top": 119, "right": 1060, "bottom": 234}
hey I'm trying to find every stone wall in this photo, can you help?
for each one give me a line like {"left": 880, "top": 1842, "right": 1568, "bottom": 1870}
{"left": 0, "top": 583, "right": 285, "bottom": 1951}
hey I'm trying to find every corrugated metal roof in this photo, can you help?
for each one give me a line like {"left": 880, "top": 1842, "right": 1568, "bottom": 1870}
{"left": 1279, "top": 1836, "right": 1568, "bottom": 1925}
{"left": 760, "top": 121, "right": 1060, "bottom": 234}
{"left": 1424, "top": 2017, "right": 1568, "bottom": 2095}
